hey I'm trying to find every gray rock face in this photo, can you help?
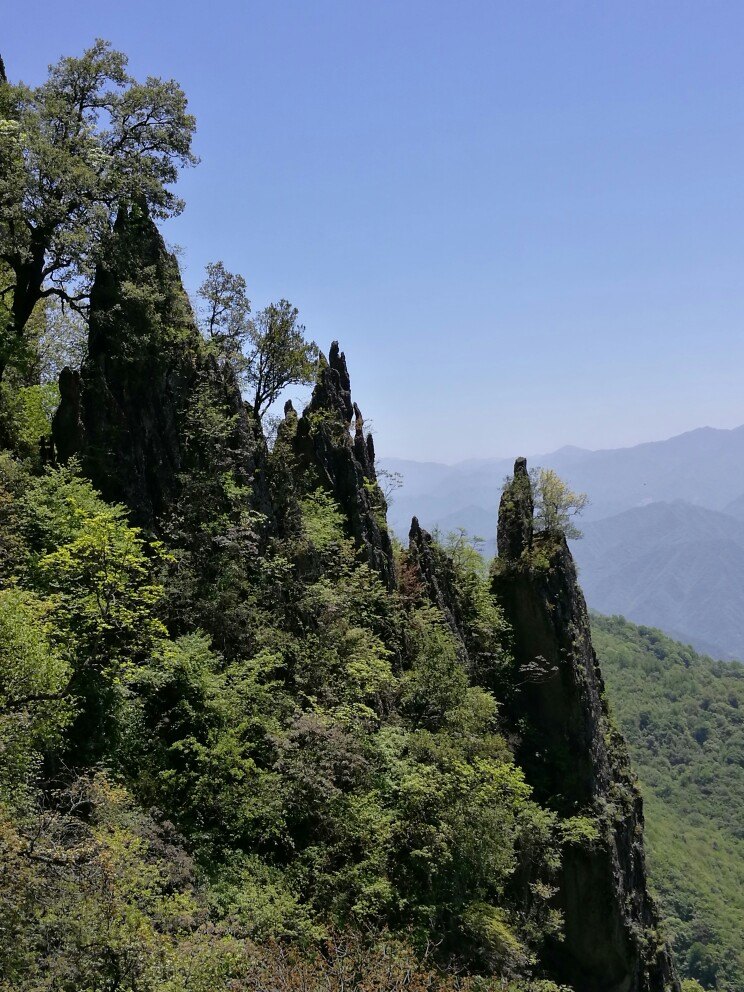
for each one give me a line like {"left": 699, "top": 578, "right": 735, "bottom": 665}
{"left": 492, "top": 460, "right": 679, "bottom": 992}
{"left": 293, "top": 341, "right": 395, "bottom": 588}
{"left": 52, "top": 367, "right": 84, "bottom": 464}
{"left": 307, "top": 340, "right": 354, "bottom": 424}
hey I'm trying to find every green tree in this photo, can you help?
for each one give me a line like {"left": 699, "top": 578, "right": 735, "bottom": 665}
{"left": 197, "top": 260, "right": 252, "bottom": 368}
{"left": 0, "top": 588, "right": 72, "bottom": 795}
{"left": 197, "top": 260, "right": 318, "bottom": 420}
{"left": 248, "top": 300, "right": 318, "bottom": 420}
{"left": 0, "top": 39, "right": 196, "bottom": 379}
{"left": 17, "top": 466, "right": 169, "bottom": 762}
{"left": 530, "top": 467, "right": 588, "bottom": 540}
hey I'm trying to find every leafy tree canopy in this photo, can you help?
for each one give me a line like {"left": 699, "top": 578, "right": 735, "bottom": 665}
{"left": 0, "top": 39, "right": 196, "bottom": 378}
{"left": 198, "top": 260, "right": 319, "bottom": 420}
{"left": 530, "top": 467, "right": 588, "bottom": 540}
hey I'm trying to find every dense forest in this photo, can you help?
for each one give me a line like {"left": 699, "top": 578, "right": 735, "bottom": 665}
{"left": 595, "top": 615, "right": 744, "bottom": 992}
{"left": 0, "top": 40, "right": 718, "bottom": 992}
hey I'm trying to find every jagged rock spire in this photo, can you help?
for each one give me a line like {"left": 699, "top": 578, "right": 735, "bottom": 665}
{"left": 53, "top": 203, "right": 270, "bottom": 527}
{"left": 351, "top": 402, "right": 376, "bottom": 480}
{"left": 408, "top": 516, "right": 467, "bottom": 654}
{"left": 497, "top": 456, "right": 534, "bottom": 560}
{"left": 329, "top": 341, "right": 353, "bottom": 421}
{"left": 306, "top": 340, "right": 354, "bottom": 423}
{"left": 294, "top": 340, "right": 394, "bottom": 587}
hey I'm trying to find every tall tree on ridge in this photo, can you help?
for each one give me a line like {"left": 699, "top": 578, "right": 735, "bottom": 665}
{"left": 0, "top": 40, "right": 197, "bottom": 380}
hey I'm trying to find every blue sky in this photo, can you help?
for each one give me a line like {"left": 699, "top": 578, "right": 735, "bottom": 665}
{"left": 5, "top": 2, "right": 744, "bottom": 461}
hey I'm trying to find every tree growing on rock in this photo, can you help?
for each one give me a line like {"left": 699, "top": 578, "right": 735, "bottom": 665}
{"left": 197, "top": 261, "right": 319, "bottom": 421}
{"left": 197, "top": 261, "right": 252, "bottom": 372}
{"left": 0, "top": 39, "right": 197, "bottom": 380}
{"left": 531, "top": 466, "right": 588, "bottom": 539}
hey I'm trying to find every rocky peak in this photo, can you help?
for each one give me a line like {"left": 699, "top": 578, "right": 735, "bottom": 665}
{"left": 306, "top": 339, "right": 353, "bottom": 423}
{"left": 492, "top": 462, "right": 679, "bottom": 992}
{"left": 497, "top": 456, "right": 534, "bottom": 560}
{"left": 293, "top": 342, "right": 395, "bottom": 588}
{"left": 52, "top": 204, "right": 268, "bottom": 527}
{"left": 352, "top": 402, "right": 377, "bottom": 481}
{"left": 407, "top": 516, "right": 467, "bottom": 653}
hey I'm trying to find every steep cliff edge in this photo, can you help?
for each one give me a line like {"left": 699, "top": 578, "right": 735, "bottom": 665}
{"left": 492, "top": 458, "right": 679, "bottom": 992}
{"left": 52, "top": 203, "right": 269, "bottom": 528}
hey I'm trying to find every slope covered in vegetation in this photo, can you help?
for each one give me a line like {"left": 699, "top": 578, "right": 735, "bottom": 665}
{"left": 594, "top": 614, "right": 744, "bottom": 992}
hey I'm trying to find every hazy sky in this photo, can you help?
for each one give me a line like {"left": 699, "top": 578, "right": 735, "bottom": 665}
{"left": 5, "top": 2, "right": 744, "bottom": 461}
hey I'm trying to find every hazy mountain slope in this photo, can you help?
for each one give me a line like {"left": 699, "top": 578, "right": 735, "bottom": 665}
{"left": 383, "top": 423, "right": 744, "bottom": 533}
{"left": 572, "top": 502, "right": 744, "bottom": 659}
{"left": 594, "top": 614, "right": 744, "bottom": 991}
{"left": 723, "top": 491, "right": 744, "bottom": 521}
{"left": 383, "top": 425, "right": 744, "bottom": 659}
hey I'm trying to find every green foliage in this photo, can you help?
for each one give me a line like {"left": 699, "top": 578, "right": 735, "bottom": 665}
{"left": 197, "top": 261, "right": 319, "bottom": 419}
{"left": 0, "top": 371, "right": 575, "bottom": 987}
{"left": 0, "top": 774, "right": 241, "bottom": 992}
{"left": 0, "top": 37, "right": 684, "bottom": 992}
{"left": 442, "top": 529, "right": 511, "bottom": 681}
{"left": 0, "top": 39, "right": 196, "bottom": 376}
{"left": 0, "top": 382, "right": 58, "bottom": 459}
{"left": 595, "top": 613, "right": 744, "bottom": 991}
{"left": 300, "top": 488, "right": 346, "bottom": 549}
{"left": 530, "top": 467, "right": 588, "bottom": 540}
{"left": 198, "top": 259, "right": 252, "bottom": 359}
{"left": 11, "top": 464, "right": 170, "bottom": 762}
{"left": 248, "top": 299, "right": 319, "bottom": 419}
{"left": 558, "top": 815, "right": 600, "bottom": 847}
{"left": 33, "top": 507, "right": 167, "bottom": 664}
{"left": 0, "top": 588, "right": 72, "bottom": 796}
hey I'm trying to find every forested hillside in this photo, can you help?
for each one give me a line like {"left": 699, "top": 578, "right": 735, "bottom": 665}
{"left": 595, "top": 615, "right": 744, "bottom": 992}
{"left": 0, "top": 41, "right": 682, "bottom": 992}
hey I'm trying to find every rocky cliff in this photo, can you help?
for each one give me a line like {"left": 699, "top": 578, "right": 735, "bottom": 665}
{"left": 289, "top": 341, "right": 396, "bottom": 588}
{"left": 491, "top": 458, "right": 679, "bottom": 992}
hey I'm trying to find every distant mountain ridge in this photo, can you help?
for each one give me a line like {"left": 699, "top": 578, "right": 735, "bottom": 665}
{"left": 381, "top": 424, "right": 744, "bottom": 660}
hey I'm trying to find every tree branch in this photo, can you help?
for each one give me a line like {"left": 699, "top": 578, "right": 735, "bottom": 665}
{"left": 0, "top": 688, "right": 72, "bottom": 714}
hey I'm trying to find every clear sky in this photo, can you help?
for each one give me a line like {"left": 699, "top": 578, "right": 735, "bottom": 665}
{"left": 5, "top": 1, "right": 744, "bottom": 461}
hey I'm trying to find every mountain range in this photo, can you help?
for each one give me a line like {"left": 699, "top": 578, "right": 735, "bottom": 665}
{"left": 381, "top": 424, "right": 744, "bottom": 659}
